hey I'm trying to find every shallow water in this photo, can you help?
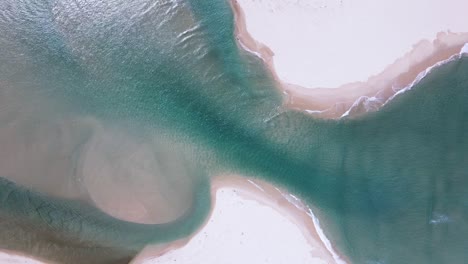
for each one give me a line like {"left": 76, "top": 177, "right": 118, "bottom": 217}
{"left": 0, "top": 0, "right": 467, "bottom": 263}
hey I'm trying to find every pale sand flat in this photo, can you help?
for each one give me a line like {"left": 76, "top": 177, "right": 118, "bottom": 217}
{"left": 232, "top": 0, "right": 468, "bottom": 118}
{"left": 235, "top": 0, "right": 468, "bottom": 88}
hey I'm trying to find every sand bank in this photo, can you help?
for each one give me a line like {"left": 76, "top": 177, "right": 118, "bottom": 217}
{"left": 232, "top": 0, "right": 468, "bottom": 118}
{"left": 140, "top": 175, "right": 346, "bottom": 264}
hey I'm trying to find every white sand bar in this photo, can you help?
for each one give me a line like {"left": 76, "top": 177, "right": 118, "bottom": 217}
{"left": 143, "top": 185, "right": 338, "bottom": 264}
{"left": 236, "top": 0, "right": 468, "bottom": 88}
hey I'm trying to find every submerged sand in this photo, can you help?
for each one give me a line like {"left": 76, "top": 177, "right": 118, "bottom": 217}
{"left": 1, "top": 176, "right": 345, "bottom": 264}
{"left": 232, "top": 0, "right": 468, "bottom": 118}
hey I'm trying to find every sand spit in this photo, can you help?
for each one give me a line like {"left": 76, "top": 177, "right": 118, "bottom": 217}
{"left": 232, "top": 0, "right": 468, "bottom": 118}
{"left": 139, "top": 175, "right": 346, "bottom": 264}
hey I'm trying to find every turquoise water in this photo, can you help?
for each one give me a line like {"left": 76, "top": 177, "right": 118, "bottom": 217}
{"left": 0, "top": 0, "right": 468, "bottom": 263}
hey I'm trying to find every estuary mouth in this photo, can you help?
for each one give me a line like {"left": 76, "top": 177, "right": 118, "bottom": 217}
{"left": 1, "top": 0, "right": 468, "bottom": 263}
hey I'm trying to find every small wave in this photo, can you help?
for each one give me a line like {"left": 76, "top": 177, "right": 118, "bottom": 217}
{"left": 237, "top": 40, "right": 263, "bottom": 59}
{"left": 275, "top": 188, "right": 347, "bottom": 264}
{"left": 305, "top": 109, "right": 327, "bottom": 114}
{"left": 341, "top": 95, "right": 383, "bottom": 118}
{"left": 247, "top": 179, "right": 265, "bottom": 192}
{"left": 429, "top": 213, "right": 451, "bottom": 224}
{"left": 307, "top": 208, "right": 347, "bottom": 264}
{"left": 341, "top": 43, "right": 468, "bottom": 118}
{"left": 383, "top": 44, "right": 468, "bottom": 107}
{"left": 460, "top": 43, "right": 468, "bottom": 55}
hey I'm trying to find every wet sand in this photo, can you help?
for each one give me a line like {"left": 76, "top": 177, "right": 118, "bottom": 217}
{"left": 0, "top": 250, "right": 50, "bottom": 264}
{"left": 231, "top": 0, "right": 468, "bottom": 118}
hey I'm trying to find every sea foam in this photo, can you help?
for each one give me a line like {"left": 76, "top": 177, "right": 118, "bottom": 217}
{"left": 461, "top": 43, "right": 468, "bottom": 55}
{"left": 273, "top": 188, "right": 347, "bottom": 264}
